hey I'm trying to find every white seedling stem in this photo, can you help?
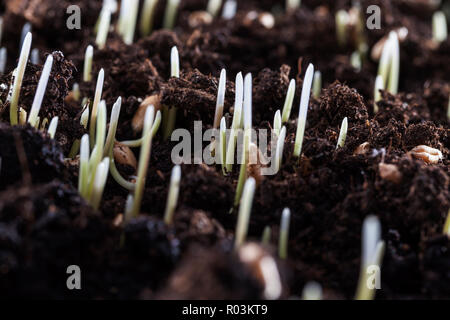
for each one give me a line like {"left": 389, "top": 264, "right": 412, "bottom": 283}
{"left": 302, "top": 282, "right": 323, "bottom": 300}
{"left": 0, "top": 47, "right": 6, "bottom": 74}
{"left": 96, "top": 9, "right": 111, "bottom": 49}
{"left": 225, "top": 72, "right": 243, "bottom": 172}
{"left": 163, "top": 0, "right": 180, "bottom": 29}
{"left": 207, "top": 0, "right": 223, "bottom": 17}
{"left": 20, "top": 23, "right": 31, "bottom": 50}
{"left": 140, "top": 0, "right": 159, "bottom": 37}
{"left": 163, "top": 46, "right": 180, "bottom": 140}
{"left": 104, "top": 97, "right": 122, "bottom": 156}
{"left": 273, "top": 110, "right": 281, "bottom": 136}
{"left": 274, "top": 126, "right": 286, "bottom": 173}
{"left": 123, "top": 0, "right": 139, "bottom": 45}
{"left": 220, "top": 117, "right": 227, "bottom": 174}
{"left": 281, "top": 79, "right": 296, "bottom": 123}
{"left": 120, "top": 110, "right": 161, "bottom": 147}
{"left": 47, "top": 116, "right": 58, "bottom": 139}
{"left": 164, "top": 165, "right": 182, "bottom": 225}
{"left": 80, "top": 104, "right": 90, "bottom": 129}
{"left": 278, "top": 208, "right": 291, "bottom": 259}
{"left": 293, "top": 63, "right": 314, "bottom": 158}
{"left": 73, "top": 83, "right": 80, "bottom": 102}
{"left": 222, "top": 0, "right": 237, "bottom": 20}
{"left": 432, "top": 11, "right": 447, "bottom": 43}
{"left": 91, "top": 157, "right": 110, "bottom": 210}
{"left": 28, "top": 55, "right": 53, "bottom": 127}
{"left": 10, "top": 32, "right": 32, "bottom": 125}
{"left": 234, "top": 177, "right": 256, "bottom": 248}
{"left": 243, "top": 73, "right": 252, "bottom": 130}
{"left": 312, "top": 71, "right": 321, "bottom": 99}
{"left": 89, "top": 68, "right": 105, "bottom": 146}
{"left": 336, "top": 117, "right": 348, "bottom": 149}
{"left": 83, "top": 45, "right": 94, "bottom": 82}
{"left": 0, "top": 17, "right": 3, "bottom": 46}
{"left": 213, "top": 68, "right": 227, "bottom": 129}
{"left": 31, "top": 48, "right": 39, "bottom": 65}
{"left": 336, "top": 10, "right": 349, "bottom": 47}
{"left": 79, "top": 134, "right": 90, "bottom": 197}
{"left": 387, "top": 32, "right": 399, "bottom": 95}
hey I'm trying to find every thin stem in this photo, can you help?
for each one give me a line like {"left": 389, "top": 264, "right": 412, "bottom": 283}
{"left": 293, "top": 63, "right": 314, "bottom": 158}
{"left": 163, "top": 0, "right": 181, "bottom": 29}
{"left": 336, "top": 117, "right": 348, "bottom": 149}
{"left": 123, "top": 0, "right": 139, "bottom": 45}
{"left": 79, "top": 134, "right": 90, "bottom": 197}
{"left": 350, "top": 51, "right": 362, "bottom": 71}
{"left": 28, "top": 55, "right": 53, "bottom": 127}
{"left": 140, "top": 0, "right": 159, "bottom": 37}
{"left": 207, "top": 0, "right": 223, "bottom": 18}
{"left": 312, "top": 71, "right": 321, "bottom": 99}
{"left": 104, "top": 97, "right": 122, "bottom": 157}
{"left": 281, "top": 79, "right": 296, "bottom": 123}
{"left": 47, "top": 116, "right": 58, "bottom": 139}
{"left": 31, "top": 48, "right": 39, "bottom": 65}
{"left": 432, "top": 11, "right": 447, "bottom": 43}
{"left": 213, "top": 68, "right": 226, "bottom": 129}
{"left": 302, "top": 282, "right": 323, "bottom": 300}
{"left": 72, "top": 83, "right": 80, "bottom": 102}
{"left": 278, "top": 208, "right": 291, "bottom": 259}
{"left": 80, "top": 104, "right": 90, "bottom": 129}
{"left": 273, "top": 110, "right": 281, "bottom": 136}
{"left": 234, "top": 177, "right": 256, "bottom": 248}
{"left": 90, "top": 157, "right": 110, "bottom": 210}
{"left": 95, "top": 8, "right": 111, "bottom": 49}
{"left": 387, "top": 32, "right": 399, "bottom": 95}
{"left": 0, "top": 47, "right": 6, "bottom": 74}
{"left": 120, "top": 110, "right": 161, "bottom": 147}
{"left": 274, "top": 126, "right": 287, "bottom": 173}
{"left": 163, "top": 47, "right": 180, "bottom": 140}
{"left": 261, "top": 226, "right": 271, "bottom": 245}
{"left": 225, "top": 72, "right": 243, "bottom": 172}
{"left": 89, "top": 69, "right": 105, "bottom": 146}
{"left": 164, "top": 165, "right": 181, "bottom": 225}
{"left": 336, "top": 10, "right": 349, "bottom": 47}
{"left": 83, "top": 45, "right": 94, "bottom": 82}
{"left": 10, "top": 32, "right": 32, "bottom": 125}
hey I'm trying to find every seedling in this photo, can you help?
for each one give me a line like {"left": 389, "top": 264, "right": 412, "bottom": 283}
{"left": 273, "top": 110, "right": 281, "bottom": 136}
{"left": 293, "top": 63, "right": 314, "bottom": 158}
{"left": 120, "top": 110, "right": 161, "bottom": 147}
{"left": 222, "top": 0, "right": 237, "bottom": 20}
{"left": 207, "top": 0, "right": 222, "bottom": 17}
{"left": 220, "top": 117, "right": 227, "bottom": 175}
{"left": 18, "top": 108, "right": 27, "bottom": 125}
{"left": 377, "top": 31, "right": 399, "bottom": 94}
{"left": 47, "top": 116, "right": 58, "bottom": 139}
{"left": 213, "top": 68, "right": 226, "bottom": 129}
{"left": 79, "top": 134, "right": 90, "bottom": 197}
{"left": 373, "top": 75, "right": 384, "bottom": 113}
{"left": 89, "top": 68, "right": 105, "bottom": 146}
{"left": 351, "top": 51, "right": 362, "bottom": 71}
{"left": 225, "top": 72, "right": 244, "bottom": 173}
{"left": 0, "top": 47, "right": 6, "bottom": 74}
{"left": 96, "top": 8, "right": 111, "bottom": 49}
{"left": 336, "top": 117, "right": 348, "bottom": 149}
{"left": 261, "top": 226, "right": 271, "bottom": 245}
{"left": 274, "top": 126, "right": 287, "bottom": 173}
{"left": 444, "top": 209, "right": 450, "bottom": 236}
{"left": 72, "top": 83, "right": 80, "bottom": 102}
{"left": 432, "top": 11, "right": 447, "bottom": 43}
{"left": 28, "top": 55, "right": 53, "bottom": 127}
{"left": 286, "top": 0, "right": 301, "bottom": 11}
{"left": 302, "top": 282, "right": 323, "bottom": 300}
{"left": 312, "top": 71, "right": 321, "bottom": 99}
{"left": 140, "top": 0, "right": 159, "bottom": 37}
{"left": 83, "top": 45, "right": 94, "bottom": 82}
{"left": 447, "top": 94, "right": 450, "bottom": 121}
{"left": 90, "top": 157, "right": 110, "bottom": 210}
{"left": 336, "top": 10, "right": 350, "bottom": 47}
{"left": 163, "top": 0, "right": 180, "bottom": 29}
{"left": 123, "top": 0, "right": 139, "bottom": 44}
{"left": 80, "top": 104, "right": 90, "bottom": 128}
{"left": 31, "top": 48, "right": 39, "bottom": 65}
{"left": 281, "top": 79, "right": 296, "bottom": 123}
{"left": 164, "top": 165, "right": 181, "bottom": 225}
{"left": 278, "top": 208, "right": 291, "bottom": 259}
{"left": 234, "top": 177, "right": 256, "bottom": 248}
{"left": 10, "top": 32, "right": 32, "bottom": 125}
{"left": 20, "top": 23, "right": 31, "bottom": 50}
{"left": 163, "top": 46, "right": 180, "bottom": 140}
{"left": 130, "top": 106, "right": 155, "bottom": 217}
{"left": 355, "top": 215, "right": 385, "bottom": 300}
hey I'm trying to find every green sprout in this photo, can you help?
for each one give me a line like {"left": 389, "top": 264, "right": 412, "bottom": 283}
{"left": 130, "top": 106, "right": 156, "bottom": 217}
{"left": 273, "top": 110, "right": 281, "bottom": 136}
{"left": 293, "top": 63, "right": 314, "bottom": 158}
{"left": 164, "top": 165, "right": 182, "bottom": 225}
{"left": 432, "top": 11, "right": 447, "bottom": 43}
{"left": 47, "top": 116, "right": 58, "bottom": 139}
{"left": 90, "top": 157, "right": 110, "bottom": 210}
{"left": 10, "top": 32, "right": 32, "bottom": 125}
{"left": 373, "top": 75, "right": 384, "bottom": 113}
{"left": 207, "top": 0, "right": 222, "bottom": 17}
{"left": 335, "top": 10, "right": 350, "bottom": 47}
{"left": 163, "top": 0, "right": 180, "bottom": 29}
{"left": 312, "top": 71, "right": 321, "bottom": 99}
{"left": 95, "top": 8, "right": 111, "bottom": 49}
{"left": 281, "top": 79, "right": 296, "bottom": 123}
{"left": 278, "top": 208, "right": 291, "bottom": 259}
{"left": 28, "top": 55, "right": 53, "bottom": 127}
{"left": 355, "top": 215, "right": 385, "bottom": 300}
{"left": 274, "top": 126, "right": 287, "bottom": 173}
{"left": 261, "top": 226, "right": 271, "bottom": 245}
{"left": 234, "top": 177, "right": 256, "bottom": 249}
{"left": 0, "top": 47, "right": 6, "bottom": 74}
{"left": 213, "top": 68, "right": 227, "bottom": 129}
{"left": 225, "top": 72, "right": 244, "bottom": 173}
{"left": 336, "top": 117, "right": 348, "bottom": 149}
{"left": 123, "top": 0, "right": 139, "bottom": 45}
{"left": 89, "top": 68, "right": 105, "bottom": 146}
{"left": 302, "top": 282, "right": 323, "bottom": 300}
{"left": 286, "top": 0, "right": 301, "bottom": 11}
{"left": 140, "top": 0, "right": 159, "bottom": 37}
{"left": 83, "top": 45, "right": 94, "bottom": 82}
{"left": 444, "top": 209, "right": 450, "bottom": 236}
{"left": 163, "top": 46, "right": 180, "bottom": 140}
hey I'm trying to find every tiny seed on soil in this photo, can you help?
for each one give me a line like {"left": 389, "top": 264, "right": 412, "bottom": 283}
{"left": 410, "top": 145, "right": 443, "bottom": 164}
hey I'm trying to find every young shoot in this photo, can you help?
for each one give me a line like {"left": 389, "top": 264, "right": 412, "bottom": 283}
{"left": 130, "top": 106, "right": 155, "bottom": 217}
{"left": 28, "top": 55, "right": 53, "bottom": 127}
{"left": 163, "top": 0, "right": 181, "bottom": 29}
{"left": 293, "top": 63, "right": 314, "bottom": 158}
{"left": 278, "top": 208, "right": 291, "bottom": 259}
{"left": 79, "top": 134, "right": 90, "bottom": 197}
{"left": 312, "top": 71, "right": 321, "bottom": 99}
{"left": 220, "top": 117, "right": 227, "bottom": 175}
{"left": 120, "top": 110, "right": 161, "bottom": 147}
{"left": 163, "top": 46, "right": 180, "bottom": 140}
{"left": 286, "top": 0, "right": 301, "bottom": 12}
{"left": 90, "top": 157, "right": 110, "bottom": 210}
{"left": 222, "top": 0, "right": 237, "bottom": 20}
{"left": 234, "top": 177, "right": 256, "bottom": 249}
{"left": 207, "top": 0, "right": 222, "bottom": 18}
{"left": 31, "top": 48, "right": 39, "bottom": 65}
{"left": 447, "top": 94, "right": 450, "bottom": 122}
{"left": 20, "top": 23, "right": 32, "bottom": 50}
{"left": 350, "top": 51, "right": 362, "bottom": 71}
{"left": 373, "top": 75, "right": 384, "bottom": 113}
{"left": 47, "top": 116, "right": 58, "bottom": 139}
{"left": 355, "top": 215, "right": 385, "bottom": 300}
{"left": 10, "top": 32, "right": 32, "bottom": 125}
{"left": 261, "top": 226, "right": 271, "bottom": 245}
{"left": 123, "top": 0, "right": 139, "bottom": 45}
{"left": 336, "top": 10, "right": 350, "bottom": 47}
{"left": 281, "top": 79, "right": 296, "bottom": 123}
{"left": 72, "top": 83, "right": 80, "bottom": 102}
{"left": 336, "top": 117, "right": 348, "bottom": 149}
{"left": 274, "top": 126, "right": 287, "bottom": 173}
{"left": 213, "top": 68, "right": 226, "bottom": 129}
{"left": 432, "top": 11, "right": 447, "bottom": 43}
{"left": 139, "top": 0, "right": 159, "bottom": 37}
{"left": 163, "top": 165, "right": 181, "bottom": 225}
{"left": 273, "top": 110, "right": 281, "bottom": 136}
{"left": 80, "top": 104, "right": 90, "bottom": 129}
{"left": 302, "top": 282, "right": 323, "bottom": 300}
{"left": 89, "top": 69, "right": 105, "bottom": 146}
{"left": 95, "top": 8, "right": 111, "bottom": 49}
{"left": 83, "top": 45, "right": 94, "bottom": 82}
{"left": 18, "top": 108, "right": 27, "bottom": 125}
{"left": 0, "top": 47, "right": 6, "bottom": 74}
{"left": 377, "top": 31, "right": 399, "bottom": 94}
